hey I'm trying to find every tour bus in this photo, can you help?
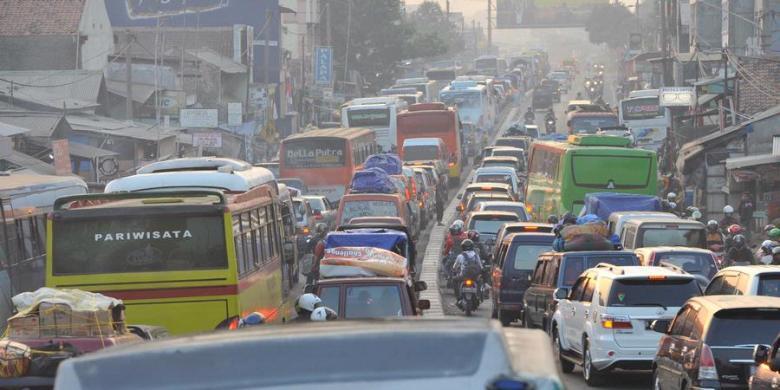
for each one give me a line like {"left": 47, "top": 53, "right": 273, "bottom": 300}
{"left": 394, "top": 77, "right": 437, "bottom": 102}
{"left": 46, "top": 158, "right": 298, "bottom": 335}
{"left": 280, "top": 127, "right": 377, "bottom": 203}
{"left": 342, "top": 97, "right": 405, "bottom": 151}
{"left": 565, "top": 110, "right": 620, "bottom": 135}
{"left": 474, "top": 55, "right": 507, "bottom": 76}
{"left": 440, "top": 81, "right": 495, "bottom": 132}
{"left": 379, "top": 87, "right": 424, "bottom": 106}
{"left": 397, "top": 103, "right": 463, "bottom": 184}
{"left": 524, "top": 135, "right": 658, "bottom": 220}
{"left": 618, "top": 89, "right": 671, "bottom": 151}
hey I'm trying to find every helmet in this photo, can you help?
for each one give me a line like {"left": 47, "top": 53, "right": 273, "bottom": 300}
{"left": 467, "top": 230, "right": 480, "bottom": 242}
{"left": 764, "top": 224, "right": 777, "bottom": 233}
{"left": 774, "top": 246, "right": 780, "bottom": 255}
{"left": 691, "top": 210, "right": 702, "bottom": 220}
{"left": 315, "top": 223, "right": 328, "bottom": 235}
{"left": 707, "top": 220, "right": 719, "bottom": 231}
{"left": 668, "top": 202, "right": 677, "bottom": 210}
{"left": 733, "top": 234, "right": 746, "bottom": 247}
{"left": 666, "top": 192, "right": 677, "bottom": 200}
{"left": 727, "top": 224, "right": 743, "bottom": 235}
{"left": 296, "top": 293, "right": 322, "bottom": 313}
{"left": 770, "top": 228, "right": 780, "bottom": 239}
{"left": 761, "top": 240, "right": 776, "bottom": 249}
{"left": 461, "top": 239, "right": 475, "bottom": 251}
{"left": 547, "top": 215, "right": 559, "bottom": 224}
{"left": 238, "top": 312, "right": 266, "bottom": 327}
{"left": 450, "top": 220, "right": 464, "bottom": 234}
{"left": 310, "top": 306, "right": 337, "bottom": 322}
{"left": 723, "top": 205, "right": 734, "bottom": 214}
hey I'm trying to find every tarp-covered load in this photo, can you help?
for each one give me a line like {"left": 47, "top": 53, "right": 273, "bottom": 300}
{"left": 349, "top": 167, "right": 397, "bottom": 194}
{"left": 580, "top": 192, "right": 662, "bottom": 222}
{"left": 364, "top": 153, "right": 402, "bottom": 175}
{"left": 325, "top": 229, "right": 408, "bottom": 253}
{"left": 320, "top": 247, "right": 408, "bottom": 278}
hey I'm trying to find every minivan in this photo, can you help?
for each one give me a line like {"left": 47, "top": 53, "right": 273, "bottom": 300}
{"left": 522, "top": 251, "right": 639, "bottom": 332}
{"left": 492, "top": 231, "right": 555, "bottom": 326}
{"left": 607, "top": 211, "right": 677, "bottom": 236}
{"left": 620, "top": 217, "right": 706, "bottom": 250}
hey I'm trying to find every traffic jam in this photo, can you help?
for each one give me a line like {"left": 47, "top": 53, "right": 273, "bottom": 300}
{"left": 2, "top": 1, "right": 780, "bottom": 389}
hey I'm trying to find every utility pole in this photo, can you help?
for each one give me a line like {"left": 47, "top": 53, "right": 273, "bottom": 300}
{"left": 659, "top": 0, "right": 668, "bottom": 87}
{"left": 446, "top": 0, "right": 450, "bottom": 17}
{"left": 125, "top": 32, "right": 134, "bottom": 121}
{"left": 344, "top": 0, "right": 352, "bottom": 85}
{"left": 487, "top": 0, "right": 493, "bottom": 54}
{"left": 325, "top": 1, "right": 331, "bottom": 47}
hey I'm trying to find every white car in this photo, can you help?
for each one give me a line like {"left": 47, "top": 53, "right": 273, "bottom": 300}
{"left": 704, "top": 265, "right": 780, "bottom": 296}
{"left": 551, "top": 265, "right": 700, "bottom": 386}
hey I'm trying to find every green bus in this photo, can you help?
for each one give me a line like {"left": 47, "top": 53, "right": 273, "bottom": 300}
{"left": 524, "top": 135, "right": 658, "bottom": 221}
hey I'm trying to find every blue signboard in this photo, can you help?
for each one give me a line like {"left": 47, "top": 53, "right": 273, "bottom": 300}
{"left": 314, "top": 46, "right": 333, "bottom": 86}
{"left": 106, "top": 0, "right": 280, "bottom": 84}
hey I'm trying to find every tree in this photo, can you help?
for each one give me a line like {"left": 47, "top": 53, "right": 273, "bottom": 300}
{"left": 405, "top": 1, "right": 463, "bottom": 59}
{"left": 585, "top": 4, "right": 635, "bottom": 49}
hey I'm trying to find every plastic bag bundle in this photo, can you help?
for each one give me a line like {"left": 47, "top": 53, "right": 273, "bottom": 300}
{"left": 364, "top": 154, "right": 402, "bottom": 175}
{"left": 561, "top": 221, "right": 608, "bottom": 241}
{"left": 563, "top": 234, "right": 613, "bottom": 251}
{"left": 0, "top": 340, "right": 30, "bottom": 378}
{"left": 350, "top": 168, "right": 397, "bottom": 194}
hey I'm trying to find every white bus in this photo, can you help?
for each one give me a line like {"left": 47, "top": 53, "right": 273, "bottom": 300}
{"left": 474, "top": 55, "right": 507, "bottom": 76}
{"left": 394, "top": 77, "right": 437, "bottom": 102}
{"left": 618, "top": 89, "right": 671, "bottom": 151}
{"left": 342, "top": 97, "right": 405, "bottom": 152}
{"left": 439, "top": 81, "right": 495, "bottom": 132}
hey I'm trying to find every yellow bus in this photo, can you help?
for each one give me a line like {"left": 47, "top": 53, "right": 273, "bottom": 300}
{"left": 46, "top": 158, "right": 298, "bottom": 335}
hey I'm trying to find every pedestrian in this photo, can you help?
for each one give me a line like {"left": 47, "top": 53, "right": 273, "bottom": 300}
{"left": 738, "top": 192, "right": 755, "bottom": 228}
{"left": 435, "top": 194, "right": 444, "bottom": 226}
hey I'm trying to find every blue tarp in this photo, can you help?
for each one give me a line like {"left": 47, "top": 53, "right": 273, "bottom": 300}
{"left": 580, "top": 192, "right": 663, "bottom": 222}
{"left": 325, "top": 229, "right": 408, "bottom": 253}
{"left": 364, "top": 154, "right": 402, "bottom": 175}
{"left": 350, "top": 167, "right": 396, "bottom": 194}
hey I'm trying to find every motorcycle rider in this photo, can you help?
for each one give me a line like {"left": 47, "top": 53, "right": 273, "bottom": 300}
{"left": 524, "top": 107, "right": 535, "bottom": 124}
{"left": 724, "top": 234, "right": 755, "bottom": 266}
{"left": 468, "top": 230, "right": 490, "bottom": 264}
{"left": 443, "top": 220, "right": 467, "bottom": 257}
{"left": 769, "top": 227, "right": 780, "bottom": 242}
{"left": 451, "top": 239, "right": 483, "bottom": 304}
{"left": 724, "top": 224, "right": 744, "bottom": 252}
{"left": 544, "top": 108, "right": 556, "bottom": 134}
{"left": 294, "top": 293, "right": 324, "bottom": 322}
{"left": 306, "top": 223, "right": 329, "bottom": 284}
{"left": 757, "top": 240, "right": 777, "bottom": 265}
{"left": 773, "top": 246, "right": 780, "bottom": 265}
{"left": 705, "top": 220, "right": 725, "bottom": 254}
{"left": 720, "top": 205, "right": 739, "bottom": 229}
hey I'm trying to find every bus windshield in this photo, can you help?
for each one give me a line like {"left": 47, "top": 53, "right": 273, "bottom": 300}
{"left": 347, "top": 108, "right": 391, "bottom": 127}
{"left": 52, "top": 213, "right": 227, "bottom": 275}
{"left": 621, "top": 97, "right": 663, "bottom": 121}
{"left": 403, "top": 145, "right": 439, "bottom": 161}
{"left": 570, "top": 116, "right": 619, "bottom": 134}
{"left": 284, "top": 138, "right": 347, "bottom": 169}
{"left": 571, "top": 154, "right": 652, "bottom": 188}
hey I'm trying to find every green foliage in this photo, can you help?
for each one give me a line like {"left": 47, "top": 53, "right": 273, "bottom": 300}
{"left": 585, "top": 4, "right": 635, "bottom": 49}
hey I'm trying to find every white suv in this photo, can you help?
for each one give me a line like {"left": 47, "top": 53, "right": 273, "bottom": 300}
{"left": 551, "top": 264, "right": 701, "bottom": 386}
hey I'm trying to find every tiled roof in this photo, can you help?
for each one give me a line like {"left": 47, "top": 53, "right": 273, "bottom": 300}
{"left": 0, "top": 0, "right": 85, "bottom": 36}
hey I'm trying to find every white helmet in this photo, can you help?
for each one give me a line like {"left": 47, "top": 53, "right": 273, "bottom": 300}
{"left": 310, "top": 306, "right": 337, "bottom": 321}
{"left": 296, "top": 293, "right": 322, "bottom": 312}
{"left": 692, "top": 210, "right": 702, "bottom": 220}
{"left": 666, "top": 192, "right": 677, "bottom": 200}
{"left": 669, "top": 202, "right": 677, "bottom": 210}
{"left": 723, "top": 205, "right": 734, "bottom": 214}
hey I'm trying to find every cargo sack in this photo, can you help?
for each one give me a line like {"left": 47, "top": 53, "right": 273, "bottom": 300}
{"left": 364, "top": 154, "right": 402, "bottom": 175}
{"left": 0, "top": 340, "right": 31, "bottom": 378}
{"left": 350, "top": 168, "right": 397, "bottom": 194}
{"left": 561, "top": 221, "right": 608, "bottom": 241}
{"left": 563, "top": 234, "right": 613, "bottom": 251}
{"left": 27, "top": 343, "right": 79, "bottom": 378}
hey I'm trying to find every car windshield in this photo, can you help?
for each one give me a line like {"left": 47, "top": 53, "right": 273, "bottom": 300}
{"left": 341, "top": 200, "right": 399, "bottom": 224}
{"left": 707, "top": 309, "right": 780, "bottom": 345}
{"left": 653, "top": 253, "right": 717, "bottom": 279}
{"left": 509, "top": 243, "right": 553, "bottom": 271}
{"left": 757, "top": 274, "right": 780, "bottom": 297}
{"left": 345, "top": 285, "right": 404, "bottom": 319}
{"left": 607, "top": 278, "right": 700, "bottom": 307}
{"left": 404, "top": 145, "right": 439, "bottom": 161}
{"left": 482, "top": 161, "right": 515, "bottom": 169}
{"left": 639, "top": 228, "right": 706, "bottom": 248}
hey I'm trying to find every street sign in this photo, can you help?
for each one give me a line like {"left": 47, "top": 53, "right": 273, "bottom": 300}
{"left": 314, "top": 46, "right": 333, "bottom": 86}
{"left": 180, "top": 109, "right": 219, "bottom": 128}
{"left": 192, "top": 132, "right": 223, "bottom": 148}
{"left": 659, "top": 87, "right": 695, "bottom": 107}
{"left": 52, "top": 139, "right": 72, "bottom": 176}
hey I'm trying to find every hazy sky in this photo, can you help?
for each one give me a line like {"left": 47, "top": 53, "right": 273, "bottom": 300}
{"left": 405, "top": 0, "right": 634, "bottom": 23}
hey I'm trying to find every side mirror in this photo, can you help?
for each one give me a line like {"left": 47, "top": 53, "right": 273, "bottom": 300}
{"left": 418, "top": 299, "right": 431, "bottom": 310}
{"left": 649, "top": 319, "right": 671, "bottom": 334}
{"left": 553, "top": 287, "right": 569, "bottom": 301}
{"left": 414, "top": 280, "right": 428, "bottom": 292}
{"left": 753, "top": 344, "right": 770, "bottom": 365}
{"left": 456, "top": 193, "right": 463, "bottom": 200}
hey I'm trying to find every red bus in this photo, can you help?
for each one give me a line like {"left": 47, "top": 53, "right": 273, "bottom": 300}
{"left": 280, "top": 127, "right": 377, "bottom": 203}
{"left": 397, "top": 103, "right": 463, "bottom": 185}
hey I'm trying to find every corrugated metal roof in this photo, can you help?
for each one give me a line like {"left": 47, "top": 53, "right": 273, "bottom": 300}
{"left": 0, "top": 0, "right": 85, "bottom": 36}
{"left": 105, "top": 80, "right": 157, "bottom": 103}
{"left": 0, "top": 113, "right": 64, "bottom": 137}
{"left": 67, "top": 114, "right": 178, "bottom": 142}
{"left": 0, "top": 150, "right": 55, "bottom": 175}
{"left": 0, "top": 70, "right": 102, "bottom": 110}
{"left": 187, "top": 48, "right": 247, "bottom": 74}
{"left": 0, "top": 121, "right": 28, "bottom": 136}
{"left": 725, "top": 154, "right": 780, "bottom": 170}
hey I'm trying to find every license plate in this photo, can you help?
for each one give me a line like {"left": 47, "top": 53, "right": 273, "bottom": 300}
{"left": 461, "top": 287, "right": 477, "bottom": 293}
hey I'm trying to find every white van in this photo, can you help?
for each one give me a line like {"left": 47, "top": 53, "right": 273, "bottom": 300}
{"left": 607, "top": 211, "right": 677, "bottom": 236}
{"left": 620, "top": 217, "right": 706, "bottom": 250}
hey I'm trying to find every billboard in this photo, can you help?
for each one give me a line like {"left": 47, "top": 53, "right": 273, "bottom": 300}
{"left": 496, "top": 0, "right": 609, "bottom": 29}
{"left": 106, "top": 0, "right": 280, "bottom": 84}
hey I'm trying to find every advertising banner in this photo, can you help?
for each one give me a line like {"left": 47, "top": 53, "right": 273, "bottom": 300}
{"left": 496, "top": 0, "right": 608, "bottom": 29}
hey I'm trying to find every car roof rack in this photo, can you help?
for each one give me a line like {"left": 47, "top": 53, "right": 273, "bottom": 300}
{"left": 595, "top": 263, "right": 625, "bottom": 275}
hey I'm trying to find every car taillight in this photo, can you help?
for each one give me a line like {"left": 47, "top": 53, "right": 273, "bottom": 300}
{"left": 698, "top": 344, "right": 719, "bottom": 380}
{"left": 601, "top": 314, "right": 632, "bottom": 329}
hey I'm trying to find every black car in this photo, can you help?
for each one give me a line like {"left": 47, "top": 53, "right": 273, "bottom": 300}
{"left": 752, "top": 332, "right": 780, "bottom": 389}
{"left": 491, "top": 231, "right": 555, "bottom": 326}
{"left": 652, "top": 296, "right": 780, "bottom": 390}
{"left": 522, "top": 251, "right": 639, "bottom": 332}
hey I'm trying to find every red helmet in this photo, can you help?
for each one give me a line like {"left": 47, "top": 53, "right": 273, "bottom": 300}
{"left": 467, "top": 230, "right": 481, "bottom": 242}
{"left": 727, "top": 224, "right": 743, "bottom": 235}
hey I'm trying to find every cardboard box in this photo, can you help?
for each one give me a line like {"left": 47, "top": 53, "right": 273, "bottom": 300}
{"left": 7, "top": 315, "right": 40, "bottom": 339}
{"left": 38, "top": 302, "right": 71, "bottom": 337}
{"left": 70, "top": 310, "right": 113, "bottom": 337}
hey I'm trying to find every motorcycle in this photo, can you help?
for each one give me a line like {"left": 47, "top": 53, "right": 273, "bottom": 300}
{"left": 524, "top": 116, "right": 535, "bottom": 125}
{"left": 545, "top": 118, "right": 556, "bottom": 134}
{"left": 458, "top": 278, "right": 480, "bottom": 316}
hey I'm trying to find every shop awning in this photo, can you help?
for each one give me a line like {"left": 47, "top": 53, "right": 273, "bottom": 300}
{"left": 725, "top": 154, "right": 780, "bottom": 170}
{"left": 187, "top": 49, "right": 247, "bottom": 74}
